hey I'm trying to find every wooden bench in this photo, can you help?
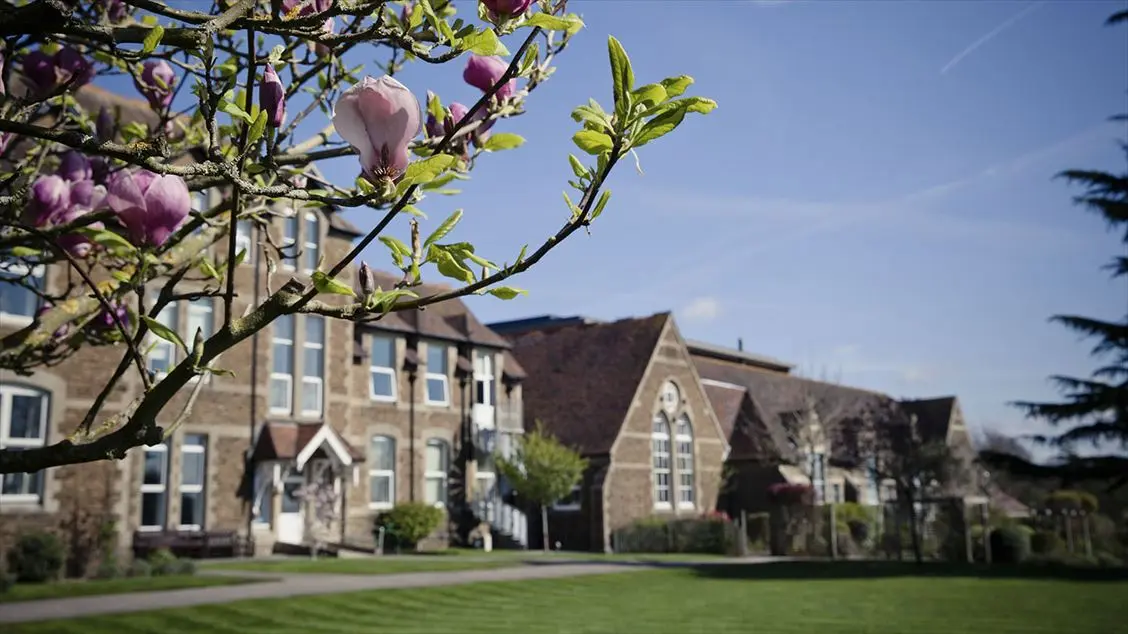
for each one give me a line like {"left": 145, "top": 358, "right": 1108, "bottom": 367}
{"left": 132, "top": 530, "right": 254, "bottom": 559}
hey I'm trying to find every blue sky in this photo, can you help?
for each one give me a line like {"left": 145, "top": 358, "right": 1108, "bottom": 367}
{"left": 110, "top": 1, "right": 1128, "bottom": 446}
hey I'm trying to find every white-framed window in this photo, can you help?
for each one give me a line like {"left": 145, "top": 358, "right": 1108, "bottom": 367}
{"left": 369, "top": 334, "right": 397, "bottom": 402}
{"left": 0, "top": 262, "right": 45, "bottom": 325}
{"left": 369, "top": 435, "right": 395, "bottom": 509}
{"left": 474, "top": 351, "right": 495, "bottom": 406}
{"left": 251, "top": 462, "right": 274, "bottom": 526}
{"left": 302, "top": 211, "right": 320, "bottom": 273}
{"left": 301, "top": 316, "right": 325, "bottom": 417}
{"left": 281, "top": 209, "right": 299, "bottom": 270}
{"left": 235, "top": 219, "right": 253, "bottom": 260}
{"left": 424, "top": 438, "right": 449, "bottom": 506}
{"left": 424, "top": 342, "right": 449, "bottom": 405}
{"left": 830, "top": 482, "right": 843, "bottom": 504}
{"left": 147, "top": 302, "right": 179, "bottom": 376}
{"left": 675, "top": 414, "right": 695, "bottom": 509}
{"left": 0, "top": 384, "right": 49, "bottom": 504}
{"left": 553, "top": 484, "right": 582, "bottom": 512}
{"left": 809, "top": 451, "right": 827, "bottom": 505}
{"left": 651, "top": 412, "right": 671, "bottom": 509}
{"left": 269, "top": 314, "right": 295, "bottom": 414}
{"left": 865, "top": 457, "right": 880, "bottom": 505}
{"left": 179, "top": 434, "right": 207, "bottom": 530}
{"left": 140, "top": 443, "right": 169, "bottom": 530}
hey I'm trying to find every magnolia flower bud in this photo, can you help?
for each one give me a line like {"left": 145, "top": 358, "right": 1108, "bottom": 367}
{"left": 481, "top": 0, "right": 534, "bottom": 23}
{"left": 314, "top": 17, "right": 335, "bottom": 59}
{"left": 0, "top": 49, "right": 5, "bottom": 96}
{"left": 357, "top": 261, "right": 374, "bottom": 298}
{"left": 332, "top": 75, "right": 422, "bottom": 183}
{"left": 135, "top": 60, "right": 177, "bottom": 110}
{"left": 463, "top": 55, "right": 515, "bottom": 100}
{"left": 29, "top": 176, "right": 71, "bottom": 227}
{"left": 21, "top": 50, "right": 57, "bottom": 95}
{"left": 54, "top": 47, "right": 95, "bottom": 88}
{"left": 96, "top": 106, "right": 116, "bottom": 142}
{"left": 29, "top": 176, "right": 105, "bottom": 257}
{"left": 101, "top": 0, "right": 127, "bottom": 22}
{"left": 59, "top": 151, "right": 92, "bottom": 182}
{"left": 260, "top": 64, "right": 286, "bottom": 128}
{"left": 282, "top": 0, "right": 331, "bottom": 18}
{"left": 104, "top": 169, "right": 191, "bottom": 247}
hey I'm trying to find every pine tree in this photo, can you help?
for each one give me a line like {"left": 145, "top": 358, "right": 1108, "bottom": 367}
{"left": 986, "top": 9, "right": 1128, "bottom": 487}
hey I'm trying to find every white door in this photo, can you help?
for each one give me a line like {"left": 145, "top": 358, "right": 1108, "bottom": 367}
{"left": 277, "top": 471, "right": 305, "bottom": 544}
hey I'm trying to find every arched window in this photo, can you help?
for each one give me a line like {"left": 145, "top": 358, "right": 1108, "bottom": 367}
{"left": 651, "top": 413, "right": 671, "bottom": 508}
{"left": 675, "top": 414, "right": 695, "bottom": 508}
{"left": 0, "top": 384, "right": 49, "bottom": 504}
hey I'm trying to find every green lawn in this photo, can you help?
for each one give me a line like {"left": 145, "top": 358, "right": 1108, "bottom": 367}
{"left": 0, "top": 575, "right": 261, "bottom": 604}
{"left": 9, "top": 562, "right": 1126, "bottom": 633}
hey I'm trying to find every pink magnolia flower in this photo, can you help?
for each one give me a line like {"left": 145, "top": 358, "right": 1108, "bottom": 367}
{"left": 21, "top": 47, "right": 95, "bottom": 96}
{"left": 481, "top": 0, "right": 534, "bottom": 22}
{"left": 29, "top": 175, "right": 105, "bottom": 257}
{"left": 134, "top": 60, "right": 177, "bottom": 110}
{"left": 58, "top": 151, "right": 92, "bottom": 182}
{"left": 104, "top": 169, "right": 191, "bottom": 247}
{"left": 281, "top": 0, "right": 331, "bottom": 18}
{"left": 313, "top": 17, "right": 335, "bottom": 59}
{"left": 332, "top": 75, "right": 422, "bottom": 182}
{"left": 0, "top": 49, "right": 6, "bottom": 96}
{"left": 260, "top": 64, "right": 286, "bottom": 128}
{"left": 463, "top": 55, "right": 515, "bottom": 100}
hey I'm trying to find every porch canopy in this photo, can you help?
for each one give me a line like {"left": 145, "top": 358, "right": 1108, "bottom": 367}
{"left": 251, "top": 421, "right": 364, "bottom": 471}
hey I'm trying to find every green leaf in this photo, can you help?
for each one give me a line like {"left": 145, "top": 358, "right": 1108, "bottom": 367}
{"left": 356, "top": 176, "right": 376, "bottom": 195}
{"left": 379, "top": 235, "right": 412, "bottom": 267}
{"left": 311, "top": 271, "right": 357, "bottom": 298}
{"left": 441, "top": 241, "right": 497, "bottom": 270}
{"left": 481, "top": 133, "right": 525, "bottom": 151}
{"left": 246, "top": 163, "right": 267, "bottom": 175}
{"left": 198, "top": 258, "right": 221, "bottom": 281}
{"left": 525, "top": 13, "right": 585, "bottom": 36}
{"left": 515, "top": 244, "right": 528, "bottom": 265}
{"left": 79, "top": 228, "right": 136, "bottom": 252}
{"left": 568, "top": 154, "right": 588, "bottom": 179}
{"left": 219, "top": 100, "right": 254, "bottom": 124}
{"left": 426, "top": 91, "right": 444, "bottom": 123}
{"left": 434, "top": 249, "right": 474, "bottom": 283}
{"left": 634, "top": 106, "right": 687, "bottom": 147}
{"left": 141, "top": 25, "right": 164, "bottom": 54}
{"left": 487, "top": 286, "right": 527, "bottom": 300}
{"left": 660, "top": 75, "right": 694, "bottom": 99}
{"left": 402, "top": 205, "right": 427, "bottom": 218}
{"left": 631, "top": 83, "right": 667, "bottom": 109}
{"left": 607, "top": 36, "right": 634, "bottom": 123}
{"left": 268, "top": 44, "right": 285, "bottom": 65}
{"left": 403, "top": 154, "right": 457, "bottom": 186}
{"left": 141, "top": 315, "right": 187, "bottom": 353}
{"left": 369, "top": 288, "right": 419, "bottom": 315}
{"left": 591, "top": 190, "right": 612, "bottom": 221}
{"left": 234, "top": 248, "right": 248, "bottom": 267}
{"left": 460, "top": 29, "right": 511, "bottom": 56}
{"left": 424, "top": 209, "right": 463, "bottom": 249}
{"left": 572, "top": 130, "right": 614, "bottom": 156}
{"left": 246, "top": 110, "right": 267, "bottom": 148}
{"left": 110, "top": 269, "right": 132, "bottom": 283}
{"left": 9, "top": 246, "right": 40, "bottom": 258}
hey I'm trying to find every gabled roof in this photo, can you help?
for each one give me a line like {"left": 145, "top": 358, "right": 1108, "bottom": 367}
{"left": 692, "top": 354, "right": 889, "bottom": 464}
{"left": 356, "top": 269, "right": 510, "bottom": 349}
{"left": 496, "top": 313, "right": 670, "bottom": 455}
{"left": 900, "top": 397, "right": 957, "bottom": 444}
{"left": 251, "top": 421, "right": 364, "bottom": 465}
{"left": 687, "top": 339, "right": 794, "bottom": 374}
{"left": 700, "top": 379, "right": 782, "bottom": 462}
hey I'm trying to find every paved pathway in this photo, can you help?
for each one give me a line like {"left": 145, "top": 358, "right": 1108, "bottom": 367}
{"left": 0, "top": 561, "right": 660, "bottom": 625}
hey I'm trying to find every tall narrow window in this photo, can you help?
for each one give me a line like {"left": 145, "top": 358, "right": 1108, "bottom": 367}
{"left": 865, "top": 456, "right": 879, "bottom": 505}
{"left": 425, "top": 342, "right": 449, "bottom": 405}
{"left": 179, "top": 434, "right": 207, "bottom": 530}
{"left": 301, "top": 316, "right": 325, "bottom": 417}
{"left": 235, "top": 219, "right": 253, "bottom": 259}
{"left": 0, "top": 385, "right": 49, "bottom": 504}
{"left": 281, "top": 212, "right": 299, "bottom": 270}
{"left": 675, "top": 414, "right": 695, "bottom": 508}
{"left": 0, "top": 262, "right": 44, "bottom": 323}
{"left": 147, "top": 303, "right": 179, "bottom": 376}
{"left": 186, "top": 298, "right": 213, "bottom": 352}
{"left": 425, "top": 439, "right": 449, "bottom": 506}
{"left": 474, "top": 351, "right": 495, "bottom": 406}
{"left": 651, "top": 413, "right": 671, "bottom": 508}
{"left": 369, "top": 334, "right": 397, "bottom": 401}
{"left": 270, "top": 315, "right": 294, "bottom": 414}
{"left": 140, "top": 443, "right": 169, "bottom": 530}
{"left": 252, "top": 462, "right": 274, "bottom": 526}
{"left": 369, "top": 435, "right": 395, "bottom": 509}
{"left": 302, "top": 212, "right": 320, "bottom": 273}
{"left": 809, "top": 451, "right": 826, "bottom": 505}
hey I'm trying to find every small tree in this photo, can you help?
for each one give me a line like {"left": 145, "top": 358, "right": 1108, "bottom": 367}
{"left": 296, "top": 461, "right": 340, "bottom": 560}
{"left": 495, "top": 421, "right": 587, "bottom": 553}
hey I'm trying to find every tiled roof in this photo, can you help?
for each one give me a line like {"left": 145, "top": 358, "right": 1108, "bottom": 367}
{"left": 499, "top": 313, "right": 669, "bottom": 455}
{"left": 900, "top": 397, "right": 956, "bottom": 443}
{"left": 251, "top": 421, "right": 364, "bottom": 462}
{"left": 686, "top": 339, "right": 794, "bottom": 374}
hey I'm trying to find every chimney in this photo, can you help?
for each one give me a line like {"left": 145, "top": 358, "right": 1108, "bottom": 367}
{"left": 737, "top": 338, "right": 744, "bottom": 352}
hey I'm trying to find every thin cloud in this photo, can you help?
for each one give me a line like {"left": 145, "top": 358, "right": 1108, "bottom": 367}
{"left": 681, "top": 296, "right": 722, "bottom": 322}
{"left": 940, "top": 1, "right": 1046, "bottom": 75}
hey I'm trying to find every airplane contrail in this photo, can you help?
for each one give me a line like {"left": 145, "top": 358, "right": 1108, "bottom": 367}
{"left": 941, "top": 1, "right": 1047, "bottom": 75}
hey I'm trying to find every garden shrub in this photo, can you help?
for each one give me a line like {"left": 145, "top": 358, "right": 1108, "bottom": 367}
{"left": 93, "top": 558, "right": 121, "bottom": 579}
{"left": 375, "top": 503, "right": 445, "bottom": 552}
{"left": 847, "top": 519, "right": 870, "bottom": 545}
{"left": 1030, "top": 530, "right": 1063, "bottom": 555}
{"left": 147, "top": 548, "right": 179, "bottom": 576}
{"left": 127, "top": 558, "right": 152, "bottom": 578}
{"left": 7, "top": 532, "right": 65, "bottom": 583}
{"left": 989, "top": 526, "right": 1031, "bottom": 564}
{"left": 614, "top": 515, "right": 736, "bottom": 555}
{"left": 0, "top": 571, "right": 13, "bottom": 594}
{"left": 172, "top": 558, "right": 197, "bottom": 576}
